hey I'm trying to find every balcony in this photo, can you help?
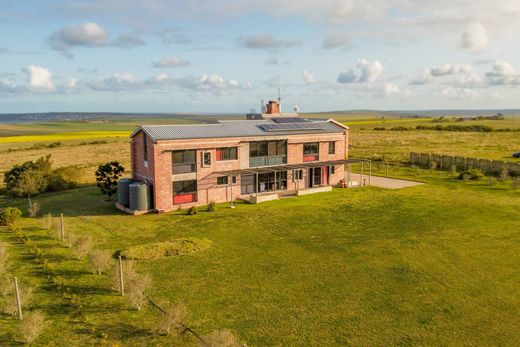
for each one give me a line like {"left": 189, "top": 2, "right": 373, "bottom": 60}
{"left": 249, "top": 155, "right": 287, "bottom": 167}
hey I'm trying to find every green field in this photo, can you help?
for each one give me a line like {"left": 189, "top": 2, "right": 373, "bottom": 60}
{"left": 1, "top": 170, "right": 519, "bottom": 346}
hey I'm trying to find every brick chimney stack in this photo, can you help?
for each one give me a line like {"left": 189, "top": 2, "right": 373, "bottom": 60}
{"left": 266, "top": 100, "right": 280, "bottom": 114}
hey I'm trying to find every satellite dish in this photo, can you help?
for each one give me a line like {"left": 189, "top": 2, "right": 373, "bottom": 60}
{"left": 293, "top": 105, "right": 300, "bottom": 112}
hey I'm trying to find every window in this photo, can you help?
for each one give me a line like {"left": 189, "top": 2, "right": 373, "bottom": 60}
{"left": 250, "top": 140, "right": 286, "bottom": 157}
{"left": 304, "top": 142, "right": 319, "bottom": 155}
{"left": 203, "top": 152, "right": 211, "bottom": 167}
{"left": 328, "top": 141, "right": 336, "bottom": 155}
{"left": 173, "top": 180, "right": 197, "bottom": 195}
{"left": 232, "top": 176, "right": 237, "bottom": 184}
{"left": 143, "top": 132, "right": 148, "bottom": 161}
{"left": 216, "top": 147, "right": 238, "bottom": 161}
{"left": 329, "top": 165, "right": 335, "bottom": 175}
{"left": 172, "top": 150, "right": 196, "bottom": 174}
{"left": 294, "top": 169, "right": 303, "bottom": 181}
{"left": 217, "top": 176, "right": 228, "bottom": 185}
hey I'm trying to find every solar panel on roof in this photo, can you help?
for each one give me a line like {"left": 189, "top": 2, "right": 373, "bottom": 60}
{"left": 258, "top": 123, "right": 325, "bottom": 132}
{"left": 272, "top": 117, "right": 308, "bottom": 123}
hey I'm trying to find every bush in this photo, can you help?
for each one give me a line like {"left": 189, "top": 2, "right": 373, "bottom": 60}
{"left": 155, "top": 303, "right": 187, "bottom": 336}
{"left": 46, "top": 173, "right": 77, "bottom": 192}
{"left": 0, "top": 207, "right": 22, "bottom": 226}
{"left": 126, "top": 269, "right": 151, "bottom": 310}
{"left": 19, "top": 311, "right": 45, "bottom": 344}
{"left": 71, "top": 236, "right": 93, "bottom": 259}
{"left": 458, "top": 169, "right": 484, "bottom": 181}
{"left": 208, "top": 201, "right": 216, "bottom": 212}
{"left": 88, "top": 249, "right": 112, "bottom": 275}
{"left": 187, "top": 206, "right": 198, "bottom": 215}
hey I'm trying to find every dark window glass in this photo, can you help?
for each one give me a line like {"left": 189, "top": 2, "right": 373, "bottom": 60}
{"left": 304, "top": 143, "right": 319, "bottom": 155}
{"left": 217, "top": 147, "right": 238, "bottom": 161}
{"left": 250, "top": 140, "right": 286, "bottom": 157}
{"left": 172, "top": 150, "right": 196, "bottom": 174}
{"left": 329, "top": 141, "right": 335, "bottom": 155}
{"left": 203, "top": 152, "right": 211, "bottom": 166}
{"left": 173, "top": 180, "right": 197, "bottom": 195}
{"left": 330, "top": 165, "right": 335, "bottom": 174}
{"left": 268, "top": 141, "right": 278, "bottom": 156}
{"left": 232, "top": 176, "right": 237, "bottom": 184}
{"left": 258, "top": 141, "right": 268, "bottom": 157}
{"left": 217, "top": 176, "right": 228, "bottom": 185}
{"left": 277, "top": 140, "right": 287, "bottom": 156}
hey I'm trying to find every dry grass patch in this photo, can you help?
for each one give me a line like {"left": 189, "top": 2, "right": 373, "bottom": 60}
{"left": 120, "top": 238, "right": 212, "bottom": 260}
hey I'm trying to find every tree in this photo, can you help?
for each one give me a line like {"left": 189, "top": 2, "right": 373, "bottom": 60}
{"left": 155, "top": 303, "right": 188, "bottom": 336}
{"left": 19, "top": 311, "right": 45, "bottom": 344}
{"left": 95, "top": 162, "right": 125, "bottom": 200}
{"left": 4, "top": 155, "right": 52, "bottom": 193}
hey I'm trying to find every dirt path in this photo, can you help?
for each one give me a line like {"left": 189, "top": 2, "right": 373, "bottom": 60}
{"left": 368, "top": 176, "right": 424, "bottom": 189}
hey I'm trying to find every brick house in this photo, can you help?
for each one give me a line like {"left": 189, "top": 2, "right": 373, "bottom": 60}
{"left": 128, "top": 101, "right": 349, "bottom": 212}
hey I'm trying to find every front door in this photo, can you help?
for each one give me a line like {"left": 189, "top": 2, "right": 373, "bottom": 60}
{"left": 308, "top": 167, "right": 322, "bottom": 188}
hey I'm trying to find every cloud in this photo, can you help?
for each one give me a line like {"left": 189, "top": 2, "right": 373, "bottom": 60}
{"left": 303, "top": 70, "right": 316, "bottom": 85}
{"left": 322, "top": 32, "right": 352, "bottom": 50}
{"left": 82, "top": 73, "right": 137, "bottom": 91}
{"left": 152, "top": 56, "right": 190, "bottom": 68}
{"left": 410, "top": 63, "right": 482, "bottom": 87}
{"left": 485, "top": 61, "right": 520, "bottom": 85}
{"left": 265, "top": 57, "right": 279, "bottom": 65}
{"left": 461, "top": 22, "right": 489, "bottom": 52}
{"left": 159, "top": 27, "right": 193, "bottom": 45}
{"left": 22, "top": 65, "right": 54, "bottom": 91}
{"left": 440, "top": 88, "right": 477, "bottom": 99}
{"left": 236, "top": 34, "right": 300, "bottom": 50}
{"left": 381, "top": 83, "right": 409, "bottom": 96}
{"left": 112, "top": 33, "right": 145, "bottom": 48}
{"left": 174, "top": 74, "right": 252, "bottom": 94}
{"left": 337, "top": 69, "right": 357, "bottom": 84}
{"left": 49, "top": 22, "right": 108, "bottom": 56}
{"left": 430, "top": 64, "right": 473, "bottom": 76}
{"left": 337, "top": 59, "right": 383, "bottom": 84}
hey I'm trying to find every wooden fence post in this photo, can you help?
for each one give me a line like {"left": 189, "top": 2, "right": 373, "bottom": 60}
{"left": 14, "top": 277, "right": 22, "bottom": 320}
{"left": 60, "top": 213, "right": 65, "bottom": 241}
{"left": 118, "top": 255, "right": 124, "bottom": 296}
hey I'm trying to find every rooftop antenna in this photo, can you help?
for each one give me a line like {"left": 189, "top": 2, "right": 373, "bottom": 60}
{"left": 277, "top": 87, "right": 281, "bottom": 112}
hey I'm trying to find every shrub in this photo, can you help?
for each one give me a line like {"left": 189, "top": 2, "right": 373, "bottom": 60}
{"left": 0, "top": 281, "right": 32, "bottom": 316}
{"left": 0, "top": 207, "right": 22, "bottom": 226}
{"left": 95, "top": 162, "right": 125, "bottom": 200}
{"left": 126, "top": 270, "right": 151, "bottom": 310}
{"left": 207, "top": 201, "right": 216, "bottom": 212}
{"left": 88, "top": 249, "right": 112, "bottom": 275}
{"left": 203, "top": 330, "right": 242, "bottom": 347}
{"left": 72, "top": 236, "right": 94, "bottom": 259}
{"left": 19, "top": 311, "right": 45, "bottom": 344}
{"left": 28, "top": 202, "right": 40, "bottom": 218}
{"left": 155, "top": 303, "right": 187, "bottom": 336}
{"left": 120, "top": 238, "right": 212, "bottom": 260}
{"left": 46, "top": 174, "right": 77, "bottom": 192}
{"left": 3, "top": 155, "right": 52, "bottom": 193}
{"left": 459, "top": 169, "right": 484, "bottom": 181}
{"left": 187, "top": 206, "right": 198, "bottom": 215}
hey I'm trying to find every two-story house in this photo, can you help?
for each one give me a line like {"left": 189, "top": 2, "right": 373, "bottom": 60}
{"left": 127, "top": 101, "right": 349, "bottom": 212}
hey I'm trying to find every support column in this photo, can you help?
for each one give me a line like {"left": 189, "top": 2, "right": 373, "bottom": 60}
{"left": 369, "top": 160, "right": 372, "bottom": 185}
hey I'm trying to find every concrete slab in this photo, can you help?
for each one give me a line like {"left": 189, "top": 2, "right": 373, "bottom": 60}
{"left": 368, "top": 176, "right": 424, "bottom": 189}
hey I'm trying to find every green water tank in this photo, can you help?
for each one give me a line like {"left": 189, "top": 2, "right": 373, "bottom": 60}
{"left": 129, "top": 182, "right": 151, "bottom": 211}
{"left": 117, "top": 178, "right": 133, "bottom": 206}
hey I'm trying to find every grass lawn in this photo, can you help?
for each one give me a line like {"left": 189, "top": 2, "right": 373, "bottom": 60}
{"left": 1, "top": 172, "right": 519, "bottom": 346}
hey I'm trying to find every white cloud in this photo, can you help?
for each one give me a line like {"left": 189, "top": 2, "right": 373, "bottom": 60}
{"left": 430, "top": 64, "right": 473, "bottom": 76}
{"left": 461, "top": 22, "right": 489, "bottom": 52}
{"left": 236, "top": 34, "right": 300, "bottom": 50}
{"left": 49, "top": 22, "right": 108, "bottom": 56}
{"left": 357, "top": 59, "right": 383, "bottom": 83}
{"left": 410, "top": 63, "right": 482, "bottom": 87}
{"left": 152, "top": 56, "right": 190, "bottom": 68}
{"left": 83, "top": 73, "right": 137, "bottom": 91}
{"left": 322, "top": 32, "right": 352, "bottom": 50}
{"left": 174, "top": 74, "right": 252, "bottom": 94}
{"left": 382, "top": 83, "right": 409, "bottom": 96}
{"left": 303, "top": 70, "right": 316, "bottom": 85}
{"left": 485, "top": 60, "right": 520, "bottom": 85}
{"left": 22, "top": 65, "right": 54, "bottom": 91}
{"left": 440, "top": 88, "right": 477, "bottom": 99}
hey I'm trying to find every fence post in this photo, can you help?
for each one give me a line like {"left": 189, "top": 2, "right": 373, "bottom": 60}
{"left": 60, "top": 213, "right": 65, "bottom": 241}
{"left": 118, "top": 255, "right": 125, "bottom": 296}
{"left": 14, "top": 277, "right": 22, "bottom": 320}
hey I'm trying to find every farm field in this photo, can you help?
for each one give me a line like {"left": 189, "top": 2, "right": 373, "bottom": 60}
{"left": 1, "top": 171, "right": 519, "bottom": 346}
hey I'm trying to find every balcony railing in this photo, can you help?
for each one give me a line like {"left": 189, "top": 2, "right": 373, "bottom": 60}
{"left": 249, "top": 155, "right": 287, "bottom": 167}
{"left": 172, "top": 163, "right": 196, "bottom": 174}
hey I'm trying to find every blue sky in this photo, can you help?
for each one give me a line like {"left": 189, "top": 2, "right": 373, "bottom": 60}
{"left": 1, "top": 0, "right": 520, "bottom": 113}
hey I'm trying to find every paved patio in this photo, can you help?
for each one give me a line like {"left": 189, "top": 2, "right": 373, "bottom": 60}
{"left": 367, "top": 176, "right": 424, "bottom": 189}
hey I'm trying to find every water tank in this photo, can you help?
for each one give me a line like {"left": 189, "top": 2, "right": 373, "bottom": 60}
{"left": 129, "top": 182, "right": 151, "bottom": 211}
{"left": 117, "top": 178, "right": 133, "bottom": 206}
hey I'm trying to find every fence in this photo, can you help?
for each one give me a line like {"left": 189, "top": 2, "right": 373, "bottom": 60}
{"left": 410, "top": 152, "right": 520, "bottom": 177}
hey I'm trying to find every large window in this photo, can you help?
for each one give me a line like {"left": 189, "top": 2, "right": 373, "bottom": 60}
{"left": 217, "top": 176, "right": 228, "bottom": 185}
{"left": 249, "top": 140, "right": 287, "bottom": 167}
{"left": 216, "top": 147, "right": 237, "bottom": 161}
{"left": 203, "top": 152, "right": 211, "bottom": 167}
{"left": 328, "top": 141, "right": 336, "bottom": 155}
{"left": 173, "top": 180, "right": 197, "bottom": 195}
{"left": 172, "top": 150, "right": 196, "bottom": 174}
{"left": 303, "top": 142, "right": 319, "bottom": 162}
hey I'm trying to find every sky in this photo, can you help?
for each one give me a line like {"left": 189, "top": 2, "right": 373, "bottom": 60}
{"left": 1, "top": 0, "right": 520, "bottom": 113}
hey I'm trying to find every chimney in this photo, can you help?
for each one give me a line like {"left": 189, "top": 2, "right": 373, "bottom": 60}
{"left": 266, "top": 100, "right": 280, "bottom": 114}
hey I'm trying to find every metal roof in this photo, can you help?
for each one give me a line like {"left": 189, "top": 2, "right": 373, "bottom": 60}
{"left": 132, "top": 118, "right": 347, "bottom": 141}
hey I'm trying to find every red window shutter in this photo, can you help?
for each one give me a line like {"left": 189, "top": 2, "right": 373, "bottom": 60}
{"left": 216, "top": 149, "right": 223, "bottom": 161}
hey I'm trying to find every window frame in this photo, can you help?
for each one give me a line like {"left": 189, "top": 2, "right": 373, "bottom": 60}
{"left": 202, "top": 152, "right": 211, "bottom": 167}
{"left": 216, "top": 147, "right": 238, "bottom": 161}
{"left": 217, "top": 176, "right": 229, "bottom": 185}
{"left": 328, "top": 141, "right": 336, "bottom": 155}
{"left": 172, "top": 180, "right": 197, "bottom": 195}
{"left": 172, "top": 149, "right": 197, "bottom": 174}
{"left": 303, "top": 142, "right": 319, "bottom": 155}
